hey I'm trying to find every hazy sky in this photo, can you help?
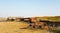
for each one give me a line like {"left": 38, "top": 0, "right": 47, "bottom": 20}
{"left": 0, "top": 0, "right": 60, "bottom": 17}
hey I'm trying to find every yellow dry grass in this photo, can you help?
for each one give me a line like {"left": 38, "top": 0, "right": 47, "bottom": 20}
{"left": 0, "top": 21, "right": 49, "bottom": 33}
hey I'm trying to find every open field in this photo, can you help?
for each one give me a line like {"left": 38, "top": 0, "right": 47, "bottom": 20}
{"left": 0, "top": 21, "right": 53, "bottom": 33}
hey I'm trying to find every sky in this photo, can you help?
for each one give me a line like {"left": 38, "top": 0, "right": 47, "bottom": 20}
{"left": 0, "top": 0, "right": 60, "bottom": 17}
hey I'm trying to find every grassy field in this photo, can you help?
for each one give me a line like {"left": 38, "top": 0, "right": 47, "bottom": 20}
{"left": 0, "top": 21, "right": 53, "bottom": 33}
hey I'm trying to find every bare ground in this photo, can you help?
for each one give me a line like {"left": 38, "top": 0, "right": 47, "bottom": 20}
{"left": 0, "top": 21, "right": 51, "bottom": 33}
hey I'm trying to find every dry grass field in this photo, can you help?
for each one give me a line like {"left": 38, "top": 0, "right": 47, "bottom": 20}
{"left": 0, "top": 21, "right": 53, "bottom": 33}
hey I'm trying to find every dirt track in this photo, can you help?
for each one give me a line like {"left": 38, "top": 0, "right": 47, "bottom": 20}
{"left": 0, "top": 22, "right": 49, "bottom": 33}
